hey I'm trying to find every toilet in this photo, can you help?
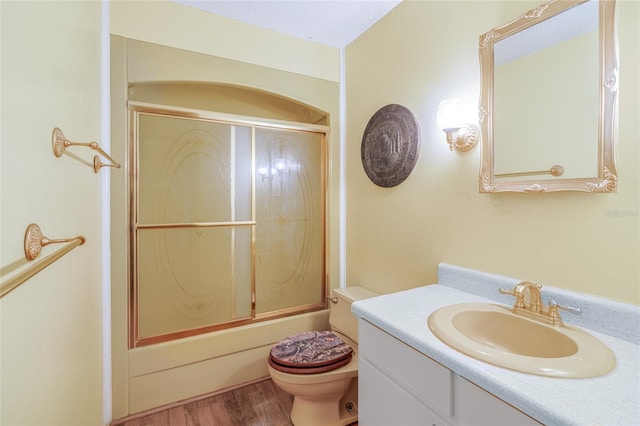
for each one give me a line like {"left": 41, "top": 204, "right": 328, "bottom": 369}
{"left": 268, "top": 286, "right": 378, "bottom": 426}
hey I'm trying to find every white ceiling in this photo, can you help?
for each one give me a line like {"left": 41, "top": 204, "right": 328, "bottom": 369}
{"left": 172, "top": 0, "right": 402, "bottom": 48}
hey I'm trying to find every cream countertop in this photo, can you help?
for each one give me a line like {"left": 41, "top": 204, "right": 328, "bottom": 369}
{"left": 351, "top": 264, "right": 640, "bottom": 426}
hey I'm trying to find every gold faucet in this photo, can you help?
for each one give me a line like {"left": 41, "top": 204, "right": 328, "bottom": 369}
{"left": 515, "top": 281, "right": 543, "bottom": 312}
{"left": 499, "top": 281, "right": 581, "bottom": 326}
{"left": 499, "top": 281, "right": 542, "bottom": 311}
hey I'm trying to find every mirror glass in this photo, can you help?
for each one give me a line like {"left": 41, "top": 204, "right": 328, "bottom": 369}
{"left": 479, "top": 0, "right": 618, "bottom": 193}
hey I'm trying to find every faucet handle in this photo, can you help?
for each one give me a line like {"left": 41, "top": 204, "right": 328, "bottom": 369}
{"left": 498, "top": 286, "right": 527, "bottom": 309}
{"left": 498, "top": 287, "right": 516, "bottom": 296}
{"left": 498, "top": 281, "right": 533, "bottom": 310}
{"left": 547, "top": 299, "right": 582, "bottom": 326}
{"left": 548, "top": 300, "right": 582, "bottom": 316}
{"left": 500, "top": 281, "right": 542, "bottom": 295}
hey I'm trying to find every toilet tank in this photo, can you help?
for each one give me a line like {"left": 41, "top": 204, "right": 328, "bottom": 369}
{"left": 329, "top": 286, "right": 379, "bottom": 343}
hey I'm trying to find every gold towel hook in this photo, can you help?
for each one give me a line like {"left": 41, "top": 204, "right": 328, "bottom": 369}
{"left": 52, "top": 127, "right": 121, "bottom": 173}
{"left": 24, "top": 223, "right": 86, "bottom": 261}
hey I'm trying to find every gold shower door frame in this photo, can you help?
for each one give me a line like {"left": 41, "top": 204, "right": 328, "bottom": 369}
{"left": 128, "top": 102, "right": 328, "bottom": 348}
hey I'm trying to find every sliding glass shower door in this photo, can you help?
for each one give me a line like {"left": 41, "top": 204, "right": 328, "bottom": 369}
{"left": 130, "top": 104, "right": 326, "bottom": 347}
{"left": 254, "top": 128, "right": 324, "bottom": 315}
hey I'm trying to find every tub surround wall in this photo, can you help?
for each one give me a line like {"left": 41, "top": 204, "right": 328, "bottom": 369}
{"left": 110, "top": 31, "right": 339, "bottom": 417}
{"left": 352, "top": 263, "right": 640, "bottom": 425}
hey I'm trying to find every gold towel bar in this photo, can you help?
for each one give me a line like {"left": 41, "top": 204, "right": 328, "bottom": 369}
{"left": 52, "top": 127, "right": 121, "bottom": 173}
{"left": 0, "top": 224, "right": 85, "bottom": 299}
{"left": 495, "top": 164, "right": 564, "bottom": 178}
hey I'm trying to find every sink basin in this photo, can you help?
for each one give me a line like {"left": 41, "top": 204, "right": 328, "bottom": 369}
{"left": 428, "top": 303, "right": 616, "bottom": 378}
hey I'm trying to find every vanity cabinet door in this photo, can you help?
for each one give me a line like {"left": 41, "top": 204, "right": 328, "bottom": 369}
{"left": 454, "top": 376, "right": 542, "bottom": 426}
{"left": 359, "top": 320, "right": 453, "bottom": 418}
{"left": 359, "top": 358, "right": 451, "bottom": 426}
{"left": 357, "top": 319, "right": 543, "bottom": 426}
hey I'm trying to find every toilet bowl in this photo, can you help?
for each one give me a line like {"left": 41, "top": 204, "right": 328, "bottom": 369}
{"left": 268, "top": 332, "right": 359, "bottom": 426}
{"left": 267, "top": 286, "right": 378, "bottom": 426}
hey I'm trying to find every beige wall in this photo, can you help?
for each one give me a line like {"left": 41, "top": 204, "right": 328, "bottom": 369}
{"left": 0, "top": 1, "right": 104, "bottom": 425}
{"left": 345, "top": 0, "right": 639, "bottom": 304}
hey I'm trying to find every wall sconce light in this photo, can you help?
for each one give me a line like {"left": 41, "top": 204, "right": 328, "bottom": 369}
{"left": 436, "top": 99, "right": 480, "bottom": 152}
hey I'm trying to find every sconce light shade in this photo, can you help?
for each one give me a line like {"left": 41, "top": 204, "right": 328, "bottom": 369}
{"left": 437, "top": 99, "right": 466, "bottom": 130}
{"left": 436, "top": 98, "right": 480, "bottom": 152}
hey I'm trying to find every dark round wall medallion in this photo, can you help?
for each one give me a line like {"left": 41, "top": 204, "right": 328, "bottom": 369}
{"left": 361, "top": 104, "right": 420, "bottom": 188}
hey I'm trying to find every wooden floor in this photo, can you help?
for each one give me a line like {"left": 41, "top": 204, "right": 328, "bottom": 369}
{"left": 116, "top": 379, "right": 294, "bottom": 426}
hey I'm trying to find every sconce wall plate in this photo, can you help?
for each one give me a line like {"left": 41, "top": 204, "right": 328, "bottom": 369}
{"left": 437, "top": 98, "right": 480, "bottom": 152}
{"left": 361, "top": 104, "right": 421, "bottom": 188}
{"left": 447, "top": 124, "right": 480, "bottom": 152}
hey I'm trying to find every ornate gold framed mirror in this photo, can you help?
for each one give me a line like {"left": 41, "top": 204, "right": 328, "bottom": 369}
{"left": 479, "top": 0, "right": 618, "bottom": 193}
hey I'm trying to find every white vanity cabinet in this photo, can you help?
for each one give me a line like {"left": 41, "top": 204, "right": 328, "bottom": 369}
{"left": 358, "top": 320, "right": 541, "bottom": 426}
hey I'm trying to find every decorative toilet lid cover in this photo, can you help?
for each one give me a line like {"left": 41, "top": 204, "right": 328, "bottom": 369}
{"left": 269, "top": 330, "right": 353, "bottom": 368}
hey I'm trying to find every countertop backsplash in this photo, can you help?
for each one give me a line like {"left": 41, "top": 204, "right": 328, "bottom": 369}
{"left": 437, "top": 263, "right": 640, "bottom": 344}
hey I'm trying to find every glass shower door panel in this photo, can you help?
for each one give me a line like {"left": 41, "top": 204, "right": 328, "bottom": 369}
{"left": 254, "top": 128, "right": 325, "bottom": 314}
{"left": 135, "top": 112, "right": 253, "bottom": 341}
{"left": 137, "top": 114, "right": 252, "bottom": 225}
{"left": 137, "top": 226, "right": 252, "bottom": 339}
